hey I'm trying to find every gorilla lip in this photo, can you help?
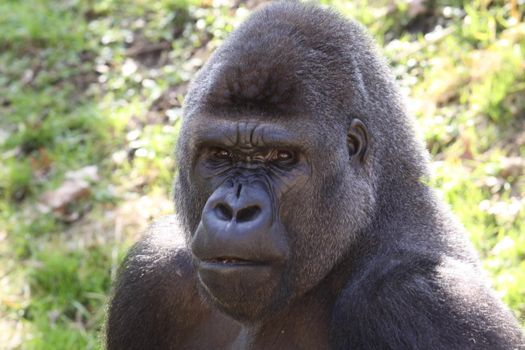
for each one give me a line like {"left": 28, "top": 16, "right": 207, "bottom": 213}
{"left": 201, "top": 257, "right": 268, "bottom": 267}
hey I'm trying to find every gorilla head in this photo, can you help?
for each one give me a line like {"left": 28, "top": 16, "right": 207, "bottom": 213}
{"left": 174, "top": 2, "right": 426, "bottom": 322}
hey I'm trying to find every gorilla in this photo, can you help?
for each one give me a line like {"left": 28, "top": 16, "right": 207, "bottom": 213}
{"left": 106, "top": 2, "right": 525, "bottom": 349}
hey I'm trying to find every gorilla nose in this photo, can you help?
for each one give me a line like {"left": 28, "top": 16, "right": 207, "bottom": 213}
{"left": 204, "top": 182, "right": 271, "bottom": 230}
{"left": 214, "top": 202, "right": 262, "bottom": 223}
{"left": 192, "top": 182, "right": 280, "bottom": 263}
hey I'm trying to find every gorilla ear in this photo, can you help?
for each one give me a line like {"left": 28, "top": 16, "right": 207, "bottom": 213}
{"left": 347, "top": 119, "right": 369, "bottom": 162}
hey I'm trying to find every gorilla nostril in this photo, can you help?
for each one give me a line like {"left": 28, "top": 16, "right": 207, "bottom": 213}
{"left": 236, "top": 205, "right": 261, "bottom": 223}
{"left": 215, "top": 203, "right": 233, "bottom": 221}
{"left": 236, "top": 184, "right": 242, "bottom": 198}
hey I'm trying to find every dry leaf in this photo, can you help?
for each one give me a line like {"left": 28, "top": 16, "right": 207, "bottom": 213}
{"left": 41, "top": 179, "right": 90, "bottom": 213}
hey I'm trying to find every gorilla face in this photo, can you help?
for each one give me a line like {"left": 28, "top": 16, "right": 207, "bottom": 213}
{"left": 174, "top": 2, "right": 377, "bottom": 324}
{"left": 190, "top": 118, "right": 304, "bottom": 320}
{"left": 181, "top": 112, "right": 373, "bottom": 322}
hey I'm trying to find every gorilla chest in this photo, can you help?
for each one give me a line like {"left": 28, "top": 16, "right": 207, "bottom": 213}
{"left": 184, "top": 307, "right": 333, "bottom": 350}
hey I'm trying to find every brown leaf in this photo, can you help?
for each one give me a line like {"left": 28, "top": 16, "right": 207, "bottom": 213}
{"left": 29, "top": 148, "right": 52, "bottom": 179}
{"left": 499, "top": 157, "right": 525, "bottom": 179}
{"left": 40, "top": 179, "right": 90, "bottom": 213}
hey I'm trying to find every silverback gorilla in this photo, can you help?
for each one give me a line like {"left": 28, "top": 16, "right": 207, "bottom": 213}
{"left": 107, "top": 2, "right": 525, "bottom": 349}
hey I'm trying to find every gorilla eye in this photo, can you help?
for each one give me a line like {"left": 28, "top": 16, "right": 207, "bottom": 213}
{"left": 272, "top": 150, "right": 296, "bottom": 165}
{"left": 211, "top": 148, "right": 232, "bottom": 160}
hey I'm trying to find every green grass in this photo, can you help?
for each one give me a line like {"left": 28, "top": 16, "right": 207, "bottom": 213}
{"left": 0, "top": 0, "right": 524, "bottom": 348}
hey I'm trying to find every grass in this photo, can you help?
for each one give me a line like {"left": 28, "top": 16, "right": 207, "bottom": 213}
{"left": 0, "top": 0, "right": 524, "bottom": 348}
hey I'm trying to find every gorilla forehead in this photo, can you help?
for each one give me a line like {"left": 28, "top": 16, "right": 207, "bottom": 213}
{"left": 186, "top": 2, "right": 369, "bottom": 118}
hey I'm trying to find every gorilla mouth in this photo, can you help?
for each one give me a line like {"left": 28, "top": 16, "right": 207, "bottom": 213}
{"left": 205, "top": 257, "right": 264, "bottom": 266}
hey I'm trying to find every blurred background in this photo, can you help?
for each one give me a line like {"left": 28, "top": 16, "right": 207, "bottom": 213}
{"left": 0, "top": 0, "right": 524, "bottom": 348}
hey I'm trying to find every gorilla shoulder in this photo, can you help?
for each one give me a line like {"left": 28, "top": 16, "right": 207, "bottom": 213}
{"left": 333, "top": 253, "right": 524, "bottom": 349}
